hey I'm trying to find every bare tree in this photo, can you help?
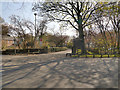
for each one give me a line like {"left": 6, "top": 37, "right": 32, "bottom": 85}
{"left": 9, "top": 15, "right": 48, "bottom": 48}
{"left": 108, "top": 2, "right": 120, "bottom": 52}
{"left": 0, "top": 17, "right": 4, "bottom": 24}
{"left": 32, "top": 1, "right": 114, "bottom": 54}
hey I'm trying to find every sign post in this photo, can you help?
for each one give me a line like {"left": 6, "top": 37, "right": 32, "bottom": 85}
{"left": 40, "top": 38, "right": 42, "bottom": 47}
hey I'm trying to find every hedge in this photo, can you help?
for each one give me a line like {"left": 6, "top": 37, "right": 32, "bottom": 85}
{"left": 2, "top": 47, "right": 68, "bottom": 55}
{"left": 48, "top": 47, "right": 68, "bottom": 52}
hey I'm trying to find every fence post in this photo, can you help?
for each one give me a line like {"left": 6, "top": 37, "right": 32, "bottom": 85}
{"left": 101, "top": 54, "right": 102, "bottom": 58}
{"left": 93, "top": 54, "right": 95, "bottom": 58}
{"left": 28, "top": 49, "right": 30, "bottom": 54}
{"left": 108, "top": 54, "right": 109, "bottom": 58}
{"left": 15, "top": 49, "right": 16, "bottom": 55}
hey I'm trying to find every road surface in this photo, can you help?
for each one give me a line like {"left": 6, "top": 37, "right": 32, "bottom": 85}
{"left": 1, "top": 49, "right": 118, "bottom": 88}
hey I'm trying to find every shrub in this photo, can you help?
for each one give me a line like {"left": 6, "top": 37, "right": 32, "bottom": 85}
{"left": 48, "top": 47, "right": 68, "bottom": 52}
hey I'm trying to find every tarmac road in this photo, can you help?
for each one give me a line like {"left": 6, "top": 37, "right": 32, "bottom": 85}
{"left": 1, "top": 49, "right": 118, "bottom": 88}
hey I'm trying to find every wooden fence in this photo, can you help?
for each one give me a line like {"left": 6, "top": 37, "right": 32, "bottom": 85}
{"left": 2, "top": 48, "right": 48, "bottom": 55}
{"left": 2, "top": 47, "right": 68, "bottom": 55}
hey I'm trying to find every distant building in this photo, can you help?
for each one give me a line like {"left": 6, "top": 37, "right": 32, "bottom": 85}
{"left": 0, "top": 35, "right": 14, "bottom": 50}
{"left": 2, "top": 35, "right": 14, "bottom": 46}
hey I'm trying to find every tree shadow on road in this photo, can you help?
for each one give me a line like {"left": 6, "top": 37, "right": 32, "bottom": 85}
{"left": 2, "top": 57, "right": 118, "bottom": 88}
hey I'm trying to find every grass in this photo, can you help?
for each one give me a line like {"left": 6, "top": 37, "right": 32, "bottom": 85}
{"left": 76, "top": 49, "right": 94, "bottom": 54}
{"left": 72, "top": 49, "right": 120, "bottom": 58}
{"left": 95, "top": 55, "right": 101, "bottom": 58}
{"left": 87, "top": 50, "right": 94, "bottom": 54}
{"left": 71, "top": 54, "right": 120, "bottom": 58}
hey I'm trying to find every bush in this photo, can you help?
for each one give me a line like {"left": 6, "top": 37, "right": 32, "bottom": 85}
{"left": 48, "top": 47, "right": 68, "bottom": 52}
{"left": 2, "top": 48, "right": 48, "bottom": 55}
{"left": 67, "top": 41, "right": 73, "bottom": 49}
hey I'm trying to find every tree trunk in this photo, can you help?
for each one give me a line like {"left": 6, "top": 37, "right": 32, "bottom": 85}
{"left": 78, "top": 24, "right": 86, "bottom": 54}
{"left": 117, "top": 26, "right": 120, "bottom": 53}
